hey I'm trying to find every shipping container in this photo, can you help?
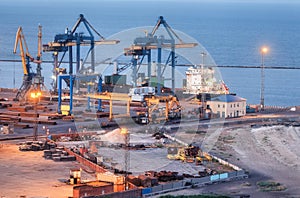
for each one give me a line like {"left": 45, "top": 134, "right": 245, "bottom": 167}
{"left": 142, "top": 187, "right": 152, "bottom": 195}
{"left": 220, "top": 173, "right": 229, "bottom": 180}
{"left": 105, "top": 75, "right": 127, "bottom": 85}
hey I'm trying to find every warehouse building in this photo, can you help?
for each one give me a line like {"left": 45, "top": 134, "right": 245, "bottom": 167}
{"left": 207, "top": 95, "right": 247, "bottom": 118}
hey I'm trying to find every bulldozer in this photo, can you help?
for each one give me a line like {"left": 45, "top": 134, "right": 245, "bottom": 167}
{"left": 167, "top": 144, "right": 212, "bottom": 164}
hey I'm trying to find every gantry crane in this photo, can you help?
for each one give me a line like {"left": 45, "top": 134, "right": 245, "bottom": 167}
{"left": 123, "top": 16, "right": 197, "bottom": 94}
{"left": 13, "top": 25, "right": 44, "bottom": 101}
{"left": 86, "top": 91, "right": 182, "bottom": 124}
{"left": 43, "top": 14, "right": 119, "bottom": 115}
{"left": 43, "top": 14, "right": 119, "bottom": 92}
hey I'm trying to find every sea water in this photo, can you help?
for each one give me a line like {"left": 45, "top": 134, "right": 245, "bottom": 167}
{"left": 0, "top": 0, "right": 299, "bottom": 106}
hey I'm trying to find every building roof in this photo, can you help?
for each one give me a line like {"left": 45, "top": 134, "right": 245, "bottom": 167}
{"left": 209, "top": 94, "right": 246, "bottom": 103}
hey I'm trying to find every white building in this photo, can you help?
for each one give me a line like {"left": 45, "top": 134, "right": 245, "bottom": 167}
{"left": 207, "top": 95, "right": 247, "bottom": 118}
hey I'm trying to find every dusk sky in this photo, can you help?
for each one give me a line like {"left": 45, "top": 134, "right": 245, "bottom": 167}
{"left": 2, "top": 0, "right": 300, "bottom": 3}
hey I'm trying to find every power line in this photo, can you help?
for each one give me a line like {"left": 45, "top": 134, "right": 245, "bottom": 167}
{"left": 1, "top": 59, "right": 300, "bottom": 70}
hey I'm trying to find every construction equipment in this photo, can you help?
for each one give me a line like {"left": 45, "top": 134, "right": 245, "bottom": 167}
{"left": 167, "top": 145, "right": 212, "bottom": 164}
{"left": 134, "top": 94, "right": 182, "bottom": 124}
{"left": 13, "top": 26, "right": 44, "bottom": 101}
{"left": 167, "top": 95, "right": 181, "bottom": 119}
{"left": 167, "top": 146, "right": 198, "bottom": 162}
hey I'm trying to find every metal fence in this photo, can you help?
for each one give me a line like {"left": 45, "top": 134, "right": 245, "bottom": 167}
{"left": 139, "top": 134, "right": 248, "bottom": 197}
{"left": 142, "top": 170, "right": 247, "bottom": 197}
{"left": 84, "top": 169, "right": 247, "bottom": 198}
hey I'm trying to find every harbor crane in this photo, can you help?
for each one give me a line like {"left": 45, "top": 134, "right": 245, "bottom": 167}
{"left": 43, "top": 14, "right": 119, "bottom": 92}
{"left": 123, "top": 16, "right": 197, "bottom": 95}
{"left": 13, "top": 25, "right": 44, "bottom": 101}
{"left": 43, "top": 14, "right": 119, "bottom": 115}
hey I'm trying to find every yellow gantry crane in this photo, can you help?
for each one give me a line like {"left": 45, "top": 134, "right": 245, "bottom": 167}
{"left": 13, "top": 25, "right": 44, "bottom": 101}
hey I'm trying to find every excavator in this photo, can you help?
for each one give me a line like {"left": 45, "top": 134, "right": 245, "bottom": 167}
{"left": 13, "top": 25, "right": 44, "bottom": 101}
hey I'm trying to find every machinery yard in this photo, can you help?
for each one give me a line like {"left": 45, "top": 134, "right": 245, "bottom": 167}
{"left": 1, "top": 85, "right": 300, "bottom": 197}
{"left": 0, "top": 11, "right": 300, "bottom": 198}
{"left": 1, "top": 108, "right": 300, "bottom": 197}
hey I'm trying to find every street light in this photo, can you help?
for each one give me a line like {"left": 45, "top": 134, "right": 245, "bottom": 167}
{"left": 120, "top": 128, "right": 130, "bottom": 190}
{"left": 260, "top": 46, "right": 268, "bottom": 111}
{"left": 200, "top": 52, "right": 207, "bottom": 118}
{"left": 31, "top": 90, "right": 41, "bottom": 141}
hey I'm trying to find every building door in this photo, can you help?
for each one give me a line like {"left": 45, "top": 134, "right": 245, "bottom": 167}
{"left": 222, "top": 112, "right": 225, "bottom": 118}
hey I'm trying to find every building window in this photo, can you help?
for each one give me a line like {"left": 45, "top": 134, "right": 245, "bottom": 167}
{"left": 218, "top": 104, "right": 220, "bottom": 108}
{"left": 237, "top": 103, "right": 239, "bottom": 107}
{"left": 223, "top": 104, "right": 225, "bottom": 108}
{"left": 230, "top": 104, "right": 232, "bottom": 108}
{"left": 234, "top": 104, "right": 236, "bottom": 108}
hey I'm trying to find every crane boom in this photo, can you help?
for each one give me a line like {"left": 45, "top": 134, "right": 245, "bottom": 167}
{"left": 151, "top": 16, "right": 184, "bottom": 44}
{"left": 37, "top": 25, "right": 42, "bottom": 60}
{"left": 13, "top": 26, "right": 45, "bottom": 101}
{"left": 13, "top": 27, "right": 35, "bottom": 75}
{"left": 14, "top": 27, "right": 28, "bottom": 75}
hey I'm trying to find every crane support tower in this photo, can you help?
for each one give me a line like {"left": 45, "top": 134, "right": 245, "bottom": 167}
{"left": 43, "top": 14, "right": 119, "bottom": 115}
{"left": 123, "top": 16, "right": 197, "bottom": 95}
{"left": 13, "top": 25, "right": 45, "bottom": 101}
{"left": 87, "top": 91, "right": 182, "bottom": 124}
{"left": 43, "top": 14, "right": 119, "bottom": 92}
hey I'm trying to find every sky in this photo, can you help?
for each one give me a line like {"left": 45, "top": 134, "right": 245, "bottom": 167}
{"left": 1, "top": 0, "right": 300, "bottom": 3}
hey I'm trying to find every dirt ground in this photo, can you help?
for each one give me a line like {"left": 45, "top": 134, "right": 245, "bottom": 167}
{"left": 156, "top": 125, "right": 300, "bottom": 198}
{"left": 0, "top": 141, "right": 85, "bottom": 198}
{"left": 229, "top": 125, "right": 300, "bottom": 197}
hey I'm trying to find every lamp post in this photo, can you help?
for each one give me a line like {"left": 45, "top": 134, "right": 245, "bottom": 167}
{"left": 200, "top": 52, "right": 206, "bottom": 91}
{"left": 260, "top": 47, "right": 268, "bottom": 111}
{"left": 120, "top": 128, "right": 129, "bottom": 190}
{"left": 31, "top": 91, "right": 41, "bottom": 141}
{"left": 200, "top": 52, "right": 207, "bottom": 118}
{"left": 200, "top": 52, "right": 206, "bottom": 67}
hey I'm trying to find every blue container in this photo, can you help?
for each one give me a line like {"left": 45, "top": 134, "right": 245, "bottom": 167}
{"left": 142, "top": 187, "right": 152, "bottom": 195}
